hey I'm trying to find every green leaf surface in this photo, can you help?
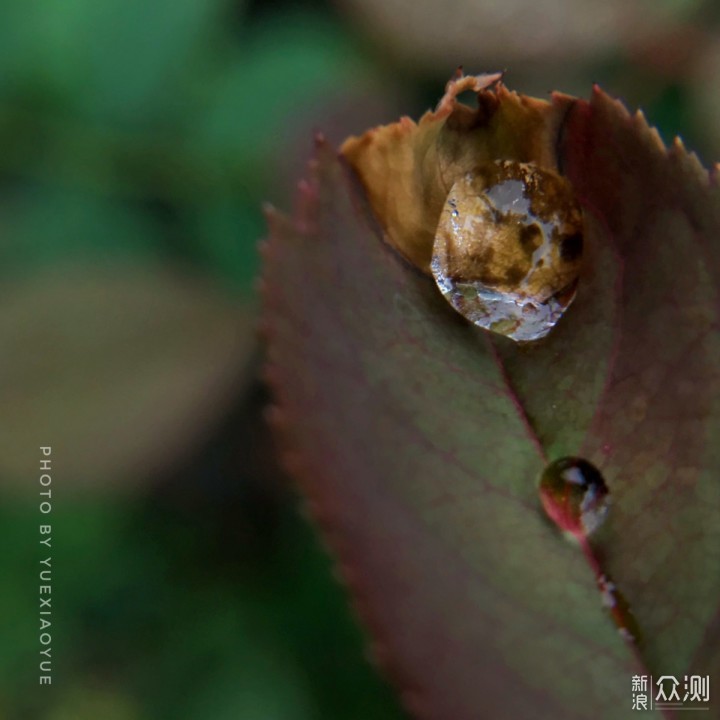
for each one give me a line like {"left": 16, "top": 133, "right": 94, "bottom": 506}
{"left": 262, "top": 88, "right": 720, "bottom": 718}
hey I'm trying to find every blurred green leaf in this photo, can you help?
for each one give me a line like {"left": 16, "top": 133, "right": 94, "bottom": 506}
{"left": 181, "top": 603, "right": 317, "bottom": 720}
{"left": 0, "top": 0, "right": 240, "bottom": 125}
{"left": 0, "top": 264, "right": 254, "bottom": 486}
{"left": 48, "top": 686, "right": 143, "bottom": 720}
{"left": 0, "top": 184, "right": 162, "bottom": 278}
{"left": 0, "top": 501, "right": 43, "bottom": 697}
{"left": 194, "top": 12, "right": 373, "bottom": 185}
{"left": 0, "top": 489, "right": 405, "bottom": 719}
{"left": 183, "top": 196, "right": 263, "bottom": 292}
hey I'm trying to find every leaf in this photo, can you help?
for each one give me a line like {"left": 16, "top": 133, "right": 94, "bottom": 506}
{"left": 560, "top": 89, "right": 720, "bottom": 682}
{"left": 262, "top": 83, "right": 720, "bottom": 719}
{"left": 337, "top": 0, "right": 700, "bottom": 70}
{"left": 0, "top": 263, "right": 255, "bottom": 487}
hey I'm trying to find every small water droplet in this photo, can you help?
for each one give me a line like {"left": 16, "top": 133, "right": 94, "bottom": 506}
{"left": 538, "top": 457, "right": 610, "bottom": 538}
{"left": 597, "top": 573, "right": 642, "bottom": 645}
{"left": 431, "top": 160, "right": 583, "bottom": 342}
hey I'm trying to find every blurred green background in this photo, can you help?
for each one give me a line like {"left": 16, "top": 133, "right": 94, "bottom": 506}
{"left": 1, "top": 0, "right": 718, "bottom": 717}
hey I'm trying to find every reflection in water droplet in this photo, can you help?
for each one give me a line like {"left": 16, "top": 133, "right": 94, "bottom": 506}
{"left": 538, "top": 456, "right": 610, "bottom": 539}
{"left": 431, "top": 160, "right": 583, "bottom": 342}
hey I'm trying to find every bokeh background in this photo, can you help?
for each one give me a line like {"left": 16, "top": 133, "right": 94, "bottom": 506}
{"left": 1, "top": 0, "right": 719, "bottom": 717}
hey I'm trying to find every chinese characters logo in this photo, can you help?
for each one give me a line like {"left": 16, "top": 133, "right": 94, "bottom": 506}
{"left": 631, "top": 675, "right": 710, "bottom": 712}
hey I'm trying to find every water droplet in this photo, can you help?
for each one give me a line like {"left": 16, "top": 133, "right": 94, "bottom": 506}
{"left": 431, "top": 160, "right": 583, "bottom": 342}
{"left": 541, "top": 459, "right": 640, "bottom": 644}
{"left": 538, "top": 457, "right": 610, "bottom": 538}
{"left": 597, "top": 574, "right": 642, "bottom": 645}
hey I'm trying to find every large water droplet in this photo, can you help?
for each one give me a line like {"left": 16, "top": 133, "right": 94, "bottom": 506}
{"left": 431, "top": 160, "right": 583, "bottom": 342}
{"left": 538, "top": 456, "right": 610, "bottom": 538}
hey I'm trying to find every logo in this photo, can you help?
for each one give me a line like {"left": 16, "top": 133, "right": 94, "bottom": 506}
{"left": 631, "top": 675, "right": 710, "bottom": 712}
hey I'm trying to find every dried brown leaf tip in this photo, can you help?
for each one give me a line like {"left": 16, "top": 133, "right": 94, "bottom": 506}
{"left": 341, "top": 70, "right": 583, "bottom": 342}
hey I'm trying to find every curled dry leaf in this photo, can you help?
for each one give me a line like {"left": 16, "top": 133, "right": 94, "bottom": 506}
{"left": 262, "top": 73, "right": 720, "bottom": 719}
{"left": 343, "top": 73, "right": 587, "bottom": 341}
{"left": 341, "top": 72, "right": 567, "bottom": 272}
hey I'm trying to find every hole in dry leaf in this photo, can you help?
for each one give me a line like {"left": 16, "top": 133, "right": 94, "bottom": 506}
{"left": 454, "top": 89, "right": 481, "bottom": 109}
